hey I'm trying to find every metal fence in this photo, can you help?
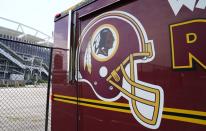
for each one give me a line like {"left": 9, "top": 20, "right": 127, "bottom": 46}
{"left": 0, "top": 35, "right": 52, "bottom": 131}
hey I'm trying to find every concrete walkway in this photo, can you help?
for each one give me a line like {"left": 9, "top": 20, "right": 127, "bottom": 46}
{"left": 0, "top": 84, "right": 50, "bottom": 131}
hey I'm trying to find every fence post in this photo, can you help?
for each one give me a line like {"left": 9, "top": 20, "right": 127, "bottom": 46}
{"left": 45, "top": 48, "right": 53, "bottom": 131}
{"left": 6, "top": 80, "right": 8, "bottom": 88}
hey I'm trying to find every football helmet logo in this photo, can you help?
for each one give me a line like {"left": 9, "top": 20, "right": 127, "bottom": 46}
{"left": 78, "top": 11, "right": 164, "bottom": 129}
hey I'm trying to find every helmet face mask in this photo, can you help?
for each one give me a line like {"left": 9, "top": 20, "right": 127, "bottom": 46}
{"left": 79, "top": 11, "right": 164, "bottom": 129}
{"left": 107, "top": 45, "right": 163, "bottom": 128}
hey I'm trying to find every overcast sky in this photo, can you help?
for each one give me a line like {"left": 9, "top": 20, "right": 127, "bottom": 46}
{"left": 0, "top": 0, "right": 82, "bottom": 38}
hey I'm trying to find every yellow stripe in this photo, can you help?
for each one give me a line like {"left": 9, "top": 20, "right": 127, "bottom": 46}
{"left": 170, "top": 19, "right": 206, "bottom": 27}
{"left": 54, "top": 94, "right": 128, "bottom": 107}
{"left": 54, "top": 95, "right": 77, "bottom": 100}
{"left": 163, "top": 115, "right": 206, "bottom": 125}
{"left": 53, "top": 94, "right": 206, "bottom": 126}
{"left": 54, "top": 98, "right": 77, "bottom": 105}
{"left": 164, "top": 107, "right": 206, "bottom": 117}
{"left": 54, "top": 94, "right": 206, "bottom": 117}
{"left": 54, "top": 98, "right": 130, "bottom": 113}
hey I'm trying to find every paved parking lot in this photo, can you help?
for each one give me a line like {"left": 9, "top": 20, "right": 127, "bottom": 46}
{"left": 0, "top": 84, "right": 51, "bottom": 131}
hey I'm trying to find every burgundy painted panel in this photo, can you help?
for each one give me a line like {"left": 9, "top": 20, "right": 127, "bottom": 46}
{"left": 77, "top": 0, "right": 206, "bottom": 131}
{"left": 51, "top": 98, "right": 77, "bottom": 131}
{"left": 53, "top": 16, "right": 69, "bottom": 49}
{"left": 77, "top": 0, "right": 121, "bottom": 18}
{"left": 52, "top": 0, "right": 206, "bottom": 131}
{"left": 52, "top": 14, "right": 77, "bottom": 131}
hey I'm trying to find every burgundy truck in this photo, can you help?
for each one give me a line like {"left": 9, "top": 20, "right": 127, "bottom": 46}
{"left": 51, "top": 0, "right": 206, "bottom": 130}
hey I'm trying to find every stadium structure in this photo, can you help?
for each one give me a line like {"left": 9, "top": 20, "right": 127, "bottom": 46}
{"left": 0, "top": 17, "right": 53, "bottom": 86}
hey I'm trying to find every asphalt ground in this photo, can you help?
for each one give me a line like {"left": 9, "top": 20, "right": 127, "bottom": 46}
{"left": 0, "top": 84, "right": 51, "bottom": 131}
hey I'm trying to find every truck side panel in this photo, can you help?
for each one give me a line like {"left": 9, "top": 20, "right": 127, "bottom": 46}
{"left": 52, "top": 0, "right": 206, "bottom": 131}
{"left": 77, "top": 0, "right": 206, "bottom": 131}
{"left": 52, "top": 15, "right": 78, "bottom": 131}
